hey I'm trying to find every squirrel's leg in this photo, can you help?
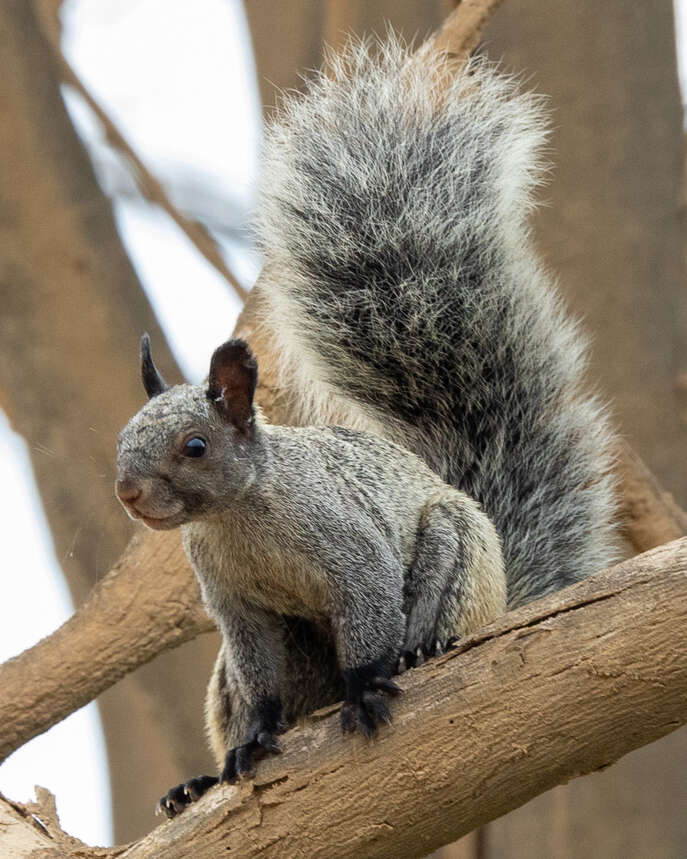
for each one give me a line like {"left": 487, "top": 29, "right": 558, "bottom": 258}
{"left": 328, "top": 547, "right": 406, "bottom": 737}
{"left": 157, "top": 603, "right": 286, "bottom": 818}
{"left": 400, "top": 492, "right": 506, "bottom": 671}
{"left": 157, "top": 648, "right": 227, "bottom": 818}
{"left": 213, "top": 601, "right": 286, "bottom": 783}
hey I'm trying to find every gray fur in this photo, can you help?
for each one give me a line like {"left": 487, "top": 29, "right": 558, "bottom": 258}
{"left": 257, "top": 37, "right": 619, "bottom": 608}
{"left": 116, "top": 377, "right": 505, "bottom": 770}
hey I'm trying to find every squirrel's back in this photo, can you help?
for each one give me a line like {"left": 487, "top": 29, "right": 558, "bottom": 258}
{"left": 256, "top": 37, "right": 618, "bottom": 607}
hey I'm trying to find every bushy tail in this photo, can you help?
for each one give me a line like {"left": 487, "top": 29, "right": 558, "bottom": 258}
{"left": 257, "top": 37, "right": 618, "bottom": 607}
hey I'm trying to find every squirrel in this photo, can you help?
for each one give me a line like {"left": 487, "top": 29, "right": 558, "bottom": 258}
{"left": 115, "top": 37, "right": 618, "bottom": 818}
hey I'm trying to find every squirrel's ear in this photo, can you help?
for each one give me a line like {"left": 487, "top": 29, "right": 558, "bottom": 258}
{"left": 207, "top": 339, "right": 258, "bottom": 433}
{"left": 140, "top": 333, "right": 169, "bottom": 399}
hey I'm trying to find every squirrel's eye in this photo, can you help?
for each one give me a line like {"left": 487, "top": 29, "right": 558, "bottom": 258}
{"left": 182, "top": 437, "right": 206, "bottom": 458}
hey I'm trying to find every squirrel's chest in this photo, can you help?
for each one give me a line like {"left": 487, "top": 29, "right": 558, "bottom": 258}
{"left": 182, "top": 519, "right": 330, "bottom": 620}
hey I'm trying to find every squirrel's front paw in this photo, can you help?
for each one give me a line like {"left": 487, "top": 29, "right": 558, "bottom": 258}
{"left": 221, "top": 698, "right": 284, "bottom": 784}
{"left": 157, "top": 775, "right": 219, "bottom": 819}
{"left": 220, "top": 731, "right": 282, "bottom": 783}
{"left": 341, "top": 662, "right": 400, "bottom": 738}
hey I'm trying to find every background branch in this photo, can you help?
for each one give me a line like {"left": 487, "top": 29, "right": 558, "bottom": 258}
{"left": 33, "top": 0, "right": 248, "bottom": 303}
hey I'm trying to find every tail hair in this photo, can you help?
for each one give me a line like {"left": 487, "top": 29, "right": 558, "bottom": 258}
{"left": 256, "top": 35, "right": 619, "bottom": 606}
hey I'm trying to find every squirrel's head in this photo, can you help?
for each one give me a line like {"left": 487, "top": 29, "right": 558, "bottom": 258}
{"left": 115, "top": 334, "right": 260, "bottom": 530}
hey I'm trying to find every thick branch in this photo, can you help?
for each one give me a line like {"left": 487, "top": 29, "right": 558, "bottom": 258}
{"left": 3, "top": 540, "right": 686, "bottom": 857}
{"left": 0, "top": 530, "right": 211, "bottom": 763}
{"left": 1, "top": 0, "right": 685, "bottom": 837}
{"left": 432, "top": 0, "right": 505, "bottom": 60}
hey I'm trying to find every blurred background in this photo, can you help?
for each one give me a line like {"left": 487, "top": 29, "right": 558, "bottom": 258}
{"left": 1, "top": 0, "right": 686, "bottom": 854}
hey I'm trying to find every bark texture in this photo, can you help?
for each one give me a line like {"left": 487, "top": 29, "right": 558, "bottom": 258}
{"left": 2, "top": 539, "right": 686, "bottom": 857}
{"left": 2, "top": 0, "right": 686, "bottom": 852}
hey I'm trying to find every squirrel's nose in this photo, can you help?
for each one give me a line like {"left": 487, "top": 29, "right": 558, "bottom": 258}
{"left": 116, "top": 478, "right": 142, "bottom": 504}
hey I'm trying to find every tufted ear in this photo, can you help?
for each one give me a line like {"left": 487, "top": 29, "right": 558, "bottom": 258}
{"left": 140, "top": 333, "right": 169, "bottom": 398}
{"left": 206, "top": 339, "right": 258, "bottom": 433}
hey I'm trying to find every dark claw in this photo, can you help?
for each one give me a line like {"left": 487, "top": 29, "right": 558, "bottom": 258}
{"left": 257, "top": 730, "right": 282, "bottom": 755}
{"left": 221, "top": 748, "right": 238, "bottom": 784}
{"left": 362, "top": 690, "right": 392, "bottom": 724}
{"left": 184, "top": 775, "right": 219, "bottom": 802}
{"left": 340, "top": 689, "right": 393, "bottom": 737}
{"left": 341, "top": 661, "right": 401, "bottom": 737}
{"left": 235, "top": 744, "right": 255, "bottom": 779}
{"left": 341, "top": 702, "right": 358, "bottom": 733}
{"left": 370, "top": 676, "right": 400, "bottom": 696}
{"left": 400, "top": 638, "right": 454, "bottom": 672}
{"left": 357, "top": 700, "right": 377, "bottom": 738}
{"left": 157, "top": 775, "right": 218, "bottom": 818}
{"left": 221, "top": 731, "right": 281, "bottom": 784}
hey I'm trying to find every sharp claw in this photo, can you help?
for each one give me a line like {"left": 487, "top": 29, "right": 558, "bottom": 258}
{"left": 371, "top": 676, "right": 401, "bottom": 695}
{"left": 357, "top": 705, "right": 377, "bottom": 738}
{"left": 435, "top": 640, "right": 444, "bottom": 656}
{"left": 415, "top": 646, "right": 425, "bottom": 666}
{"left": 257, "top": 731, "right": 281, "bottom": 754}
{"left": 362, "top": 691, "right": 392, "bottom": 725}
{"left": 397, "top": 654, "right": 407, "bottom": 674}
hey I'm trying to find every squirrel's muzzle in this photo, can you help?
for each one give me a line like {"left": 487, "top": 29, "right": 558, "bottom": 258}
{"left": 115, "top": 478, "right": 143, "bottom": 504}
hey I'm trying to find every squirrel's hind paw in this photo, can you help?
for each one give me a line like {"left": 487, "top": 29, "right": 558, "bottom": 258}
{"left": 397, "top": 637, "right": 460, "bottom": 673}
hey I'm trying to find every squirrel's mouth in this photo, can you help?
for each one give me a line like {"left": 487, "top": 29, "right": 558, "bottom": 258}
{"left": 122, "top": 503, "right": 186, "bottom": 531}
{"left": 136, "top": 511, "right": 186, "bottom": 531}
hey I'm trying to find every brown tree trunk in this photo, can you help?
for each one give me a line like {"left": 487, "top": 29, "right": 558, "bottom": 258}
{"left": 0, "top": 1, "right": 218, "bottom": 841}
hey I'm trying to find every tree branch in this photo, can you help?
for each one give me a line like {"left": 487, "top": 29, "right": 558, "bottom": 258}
{"left": 617, "top": 441, "right": 687, "bottom": 553}
{"left": 430, "top": 0, "right": 505, "bottom": 62}
{"left": 3, "top": 539, "right": 686, "bottom": 857}
{"left": 33, "top": 0, "right": 248, "bottom": 303}
{"left": 0, "top": 530, "right": 211, "bottom": 763}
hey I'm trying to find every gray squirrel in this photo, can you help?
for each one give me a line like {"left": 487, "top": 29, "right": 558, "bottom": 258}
{"left": 115, "top": 38, "right": 618, "bottom": 818}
